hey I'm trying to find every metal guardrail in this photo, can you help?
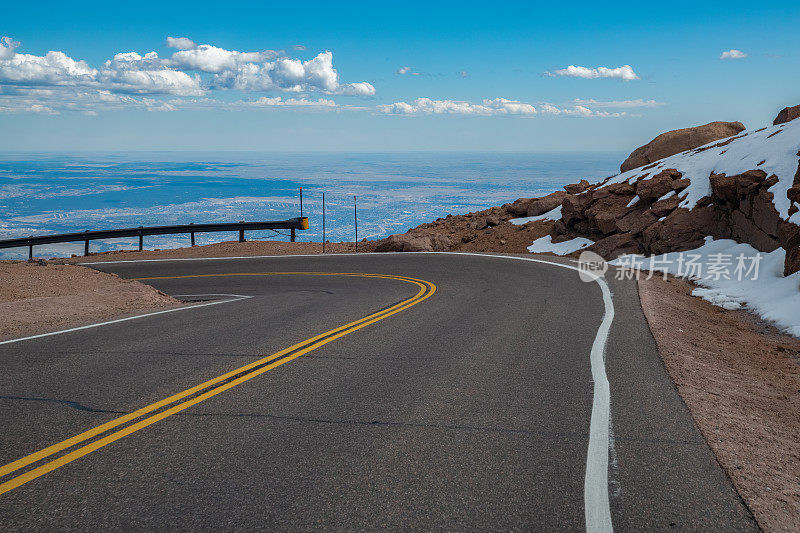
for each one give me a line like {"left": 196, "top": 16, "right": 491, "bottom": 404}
{"left": 0, "top": 217, "right": 310, "bottom": 259}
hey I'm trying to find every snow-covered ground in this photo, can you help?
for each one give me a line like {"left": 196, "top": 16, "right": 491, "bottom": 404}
{"left": 510, "top": 205, "right": 562, "bottom": 225}
{"left": 610, "top": 237, "right": 800, "bottom": 337}
{"left": 527, "top": 235, "right": 593, "bottom": 255}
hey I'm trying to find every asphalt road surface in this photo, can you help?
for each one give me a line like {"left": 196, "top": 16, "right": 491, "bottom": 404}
{"left": 0, "top": 252, "right": 756, "bottom": 531}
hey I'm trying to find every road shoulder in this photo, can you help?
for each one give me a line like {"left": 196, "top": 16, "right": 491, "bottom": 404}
{"left": 638, "top": 275, "right": 800, "bottom": 532}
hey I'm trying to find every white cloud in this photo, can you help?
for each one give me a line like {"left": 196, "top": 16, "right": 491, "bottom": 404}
{"left": 165, "top": 37, "right": 196, "bottom": 51}
{"left": 212, "top": 50, "right": 375, "bottom": 96}
{"left": 378, "top": 97, "right": 537, "bottom": 116}
{"left": 396, "top": 66, "right": 411, "bottom": 75}
{"left": 0, "top": 36, "right": 21, "bottom": 60}
{"left": 169, "top": 44, "right": 278, "bottom": 73}
{"left": 237, "top": 96, "right": 338, "bottom": 108}
{"left": 378, "top": 98, "right": 631, "bottom": 118}
{"left": 0, "top": 51, "right": 97, "bottom": 85}
{"left": 548, "top": 64, "right": 639, "bottom": 81}
{"left": 337, "top": 81, "right": 376, "bottom": 96}
{"left": 0, "top": 37, "right": 375, "bottom": 109}
{"left": 540, "top": 104, "right": 627, "bottom": 117}
{"left": 572, "top": 98, "right": 665, "bottom": 108}
{"left": 292, "top": 45, "right": 307, "bottom": 51}
{"left": 458, "top": 70, "right": 469, "bottom": 78}
{"left": 720, "top": 49, "right": 747, "bottom": 59}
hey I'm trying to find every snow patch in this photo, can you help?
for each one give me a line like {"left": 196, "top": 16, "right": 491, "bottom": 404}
{"left": 528, "top": 235, "right": 594, "bottom": 255}
{"left": 510, "top": 205, "right": 562, "bottom": 225}
{"left": 611, "top": 237, "right": 800, "bottom": 337}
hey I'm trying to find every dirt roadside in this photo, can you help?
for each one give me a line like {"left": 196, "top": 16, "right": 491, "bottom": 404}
{"left": 0, "top": 261, "right": 179, "bottom": 341}
{"left": 638, "top": 275, "right": 800, "bottom": 533}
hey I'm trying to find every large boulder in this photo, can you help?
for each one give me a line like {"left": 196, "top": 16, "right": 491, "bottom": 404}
{"left": 773, "top": 104, "right": 800, "bottom": 125}
{"left": 620, "top": 121, "right": 746, "bottom": 172}
{"left": 526, "top": 191, "right": 570, "bottom": 217}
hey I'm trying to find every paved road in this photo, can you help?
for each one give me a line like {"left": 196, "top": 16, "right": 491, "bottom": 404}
{"left": 0, "top": 253, "right": 755, "bottom": 531}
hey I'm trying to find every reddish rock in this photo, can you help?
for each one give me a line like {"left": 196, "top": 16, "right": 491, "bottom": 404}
{"left": 778, "top": 222, "right": 800, "bottom": 249}
{"left": 594, "top": 211, "right": 621, "bottom": 234}
{"left": 486, "top": 215, "right": 501, "bottom": 227}
{"left": 564, "top": 180, "right": 590, "bottom": 194}
{"left": 773, "top": 104, "right": 800, "bottom": 125}
{"left": 507, "top": 198, "right": 536, "bottom": 217}
{"left": 785, "top": 247, "right": 800, "bottom": 276}
{"left": 526, "top": 191, "right": 570, "bottom": 217}
{"left": 620, "top": 121, "right": 746, "bottom": 172}
{"left": 710, "top": 173, "right": 738, "bottom": 203}
{"left": 618, "top": 209, "right": 659, "bottom": 235}
{"left": 730, "top": 210, "right": 780, "bottom": 252}
{"left": 788, "top": 187, "right": 800, "bottom": 204}
{"left": 645, "top": 207, "right": 724, "bottom": 255}
{"left": 587, "top": 232, "right": 641, "bottom": 260}
{"left": 650, "top": 194, "right": 680, "bottom": 217}
{"left": 606, "top": 182, "right": 636, "bottom": 195}
{"left": 561, "top": 194, "right": 591, "bottom": 226}
{"left": 671, "top": 178, "right": 691, "bottom": 191}
{"left": 374, "top": 233, "right": 452, "bottom": 252}
{"left": 635, "top": 171, "right": 676, "bottom": 201}
{"left": 735, "top": 170, "right": 768, "bottom": 196}
{"left": 751, "top": 189, "right": 780, "bottom": 236}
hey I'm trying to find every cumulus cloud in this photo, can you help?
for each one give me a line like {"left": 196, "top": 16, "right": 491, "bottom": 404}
{"left": 548, "top": 64, "right": 639, "bottom": 81}
{"left": 378, "top": 97, "right": 630, "bottom": 118}
{"left": 540, "top": 103, "right": 627, "bottom": 117}
{"left": 0, "top": 37, "right": 376, "bottom": 113}
{"left": 169, "top": 44, "right": 278, "bottom": 73}
{"left": 396, "top": 66, "right": 411, "bottom": 75}
{"left": 212, "top": 50, "right": 375, "bottom": 95}
{"left": 378, "top": 97, "right": 537, "bottom": 116}
{"left": 720, "top": 49, "right": 747, "bottom": 59}
{"left": 572, "top": 98, "right": 664, "bottom": 108}
{"left": 0, "top": 50, "right": 97, "bottom": 85}
{"left": 165, "top": 37, "right": 196, "bottom": 50}
{"left": 0, "top": 36, "right": 21, "bottom": 60}
{"left": 235, "top": 96, "right": 338, "bottom": 108}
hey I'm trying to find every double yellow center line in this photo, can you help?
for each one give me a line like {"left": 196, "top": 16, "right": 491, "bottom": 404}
{"left": 0, "top": 271, "right": 436, "bottom": 496}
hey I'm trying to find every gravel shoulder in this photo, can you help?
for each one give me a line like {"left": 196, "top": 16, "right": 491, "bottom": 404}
{"left": 0, "top": 261, "right": 179, "bottom": 341}
{"left": 638, "top": 275, "right": 800, "bottom": 533}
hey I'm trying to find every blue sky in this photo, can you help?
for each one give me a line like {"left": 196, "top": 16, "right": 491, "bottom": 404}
{"left": 1, "top": 0, "right": 798, "bottom": 152}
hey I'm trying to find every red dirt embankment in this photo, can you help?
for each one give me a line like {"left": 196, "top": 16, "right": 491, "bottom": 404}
{"left": 0, "top": 260, "right": 178, "bottom": 341}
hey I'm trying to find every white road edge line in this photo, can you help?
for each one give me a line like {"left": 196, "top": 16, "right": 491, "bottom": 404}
{"left": 83, "top": 251, "right": 614, "bottom": 531}
{"left": 0, "top": 295, "right": 252, "bottom": 347}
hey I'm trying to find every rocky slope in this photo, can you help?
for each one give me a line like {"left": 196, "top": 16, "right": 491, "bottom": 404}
{"left": 374, "top": 105, "right": 800, "bottom": 277}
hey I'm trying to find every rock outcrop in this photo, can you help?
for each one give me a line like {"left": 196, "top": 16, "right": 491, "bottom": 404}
{"left": 774, "top": 105, "right": 800, "bottom": 125}
{"left": 620, "top": 121, "right": 746, "bottom": 172}
{"left": 374, "top": 106, "right": 800, "bottom": 277}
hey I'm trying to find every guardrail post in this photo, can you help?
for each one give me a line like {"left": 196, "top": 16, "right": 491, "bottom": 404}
{"left": 239, "top": 221, "right": 245, "bottom": 243}
{"left": 290, "top": 228, "right": 296, "bottom": 242}
{"left": 84, "top": 239, "right": 90, "bottom": 256}
{"left": 28, "top": 243, "right": 33, "bottom": 260}
{"left": 190, "top": 223, "right": 195, "bottom": 246}
{"left": 138, "top": 227, "right": 143, "bottom": 251}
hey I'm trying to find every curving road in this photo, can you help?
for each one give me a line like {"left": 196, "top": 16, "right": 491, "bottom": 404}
{"left": 0, "top": 253, "right": 756, "bottom": 531}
